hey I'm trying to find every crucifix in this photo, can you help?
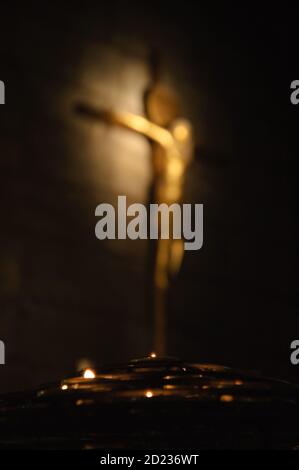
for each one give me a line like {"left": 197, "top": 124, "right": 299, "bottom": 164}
{"left": 76, "top": 81, "right": 194, "bottom": 356}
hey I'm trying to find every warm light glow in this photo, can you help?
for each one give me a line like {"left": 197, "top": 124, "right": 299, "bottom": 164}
{"left": 173, "top": 121, "right": 190, "bottom": 141}
{"left": 83, "top": 368, "right": 96, "bottom": 379}
{"left": 150, "top": 352, "right": 157, "bottom": 358}
{"left": 61, "top": 384, "right": 68, "bottom": 390}
{"left": 220, "top": 394, "right": 234, "bottom": 403}
{"left": 164, "top": 384, "right": 175, "bottom": 390}
{"left": 145, "top": 390, "right": 154, "bottom": 398}
{"left": 235, "top": 380, "right": 243, "bottom": 386}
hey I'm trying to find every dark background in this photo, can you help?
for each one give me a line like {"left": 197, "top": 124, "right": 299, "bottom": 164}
{"left": 0, "top": 3, "right": 297, "bottom": 392}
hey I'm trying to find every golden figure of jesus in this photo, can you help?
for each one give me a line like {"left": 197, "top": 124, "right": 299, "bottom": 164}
{"left": 76, "top": 84, "right": 194, "bottom": 356}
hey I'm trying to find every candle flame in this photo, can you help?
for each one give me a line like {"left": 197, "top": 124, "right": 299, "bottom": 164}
{"left": 83, "top": 368, "right": 96, "bottom": 379}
